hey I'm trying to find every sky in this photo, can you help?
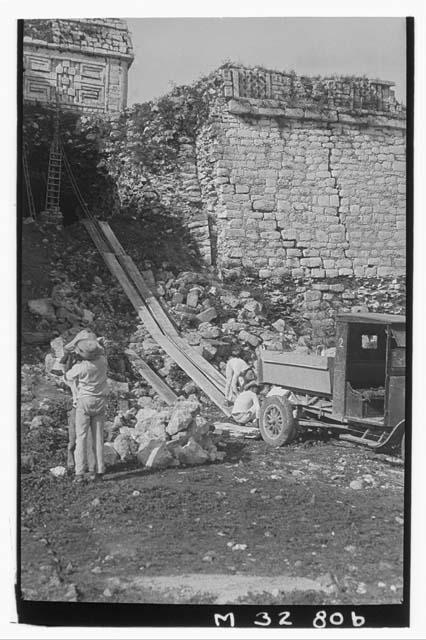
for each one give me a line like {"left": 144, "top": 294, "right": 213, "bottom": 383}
{"left": 126, "top": 17, "right": 406, "bottom": 105}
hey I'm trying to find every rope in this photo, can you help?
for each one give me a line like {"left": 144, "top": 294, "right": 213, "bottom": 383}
{"left": 22, "top": 142, "right": 36, "bottom": 219}
{"left": 60, "top": 138, "right": 93, "bottom": 220}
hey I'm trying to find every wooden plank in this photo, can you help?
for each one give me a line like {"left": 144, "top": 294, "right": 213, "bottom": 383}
{"left": 98, "top": 220, "right": 126, "bottom": 255}
{"left": 125, "top": 348, "right": 178, "bottom": 405}
{"left": 96, "top": 223, "right": 226, "bottom": 392}
{"left": 101, "top": 255, "right": 226, "bottom": 409}
{"left": 172, "top": 336, "right": 226, "bottom": 391}
{"left": 98, "top": 253, "right": 164, "bottom": 339}
{"left": 101, "top": 254, "right": 228, "bottom": 411}
{"left": 81, "top": 219, "right": 110, "bottom": 253}
{"left": 84, "top": 221, "right": 230, "bottom": 416}
{"left": 102, "top": 253, "right": 144, "bottom": 311}
{"left": 117, "top": 255, "right": 225, "bottom": 392}
{"left": 146, "top": 326, "right": 231, "bottom": 417}
{"left": 213, "top": 421, "right": 260, "bottom": 438}
{"left": 119, "top": 254, "right": 179, "bottom": 335}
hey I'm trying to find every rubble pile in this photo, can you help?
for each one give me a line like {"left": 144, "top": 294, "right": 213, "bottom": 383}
{"left": 104, "top": 397, "right": 225, "bottom": 470}
{"left": 126, "top": 265, "right": 302, "bottom": 392}
{"left": 21, "top": 371, "right": 226, "bottom": 473}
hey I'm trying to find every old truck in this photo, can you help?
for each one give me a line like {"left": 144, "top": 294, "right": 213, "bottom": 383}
{"left": 257, "top": 312, "right": 406, "bottom": 456}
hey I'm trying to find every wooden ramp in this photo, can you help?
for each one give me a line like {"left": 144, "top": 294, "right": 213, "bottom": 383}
{"left": 125, "top": 349, "right": 178, "bottom": 405}
{"left": 81, "top": 219, "right": 230, "bottom": 416}
{"left": 97, "top": 221, "right": 226, "bottom": 393}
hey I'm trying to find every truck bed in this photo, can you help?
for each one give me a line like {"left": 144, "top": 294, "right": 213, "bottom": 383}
{"left": 258, "top": 350, "right": 334, "bottom": 396}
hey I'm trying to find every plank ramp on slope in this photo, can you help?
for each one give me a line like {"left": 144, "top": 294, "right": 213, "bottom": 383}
{"left": 82, "top": 220, "right": 230, "bottom": 416}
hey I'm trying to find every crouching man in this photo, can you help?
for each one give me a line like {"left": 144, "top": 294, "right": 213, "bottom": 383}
{"left": 231, "top": 382, "right": 260, "bottom": 426}
{"left": 65, "top": 339, "right": 108, "bottom": 482}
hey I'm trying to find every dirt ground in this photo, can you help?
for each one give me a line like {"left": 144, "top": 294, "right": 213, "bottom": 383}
{"left": 20, "top": 429, "right": 405, "bottom": 606}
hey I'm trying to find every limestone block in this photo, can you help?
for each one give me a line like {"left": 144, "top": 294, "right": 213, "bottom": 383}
{"left": 235, "top": 184, "right": 250, "bottom": 193}
{"left": 392, "top": 161, "right": 405, "bottom": 172}
{"left": 285, "top": 108, "right": 304, "bottom": 118}
{"left": 103, "top": 443, "right": 120, "bottom": 468}
{"left": 304, "top": 290, "right": 322, "bottom": 302}
{"left": 300, "top": 257, "right": 322, "bottom": 268}
{"left": 252, "top": 200, "right": 275, "bottom": 212}
{"left": 259, "top": 269, "right": 272, "bottom": 278}
{"left": 311, "top": 269, "right": 326, "bottom": 278}
{"left": 317, "top": 195, "right": 330, "bottom": 207}
{"left": 196, "top": 307, "right": 217, "bottom": 323}
{"left": 186, "top": 286, "right": 203, "bottom": 308}
{"left": 137, "top": 440, "right": 175, "bottom": 469}
{"left": 377, "top": 267, "right": 394, "bottom": 277}
{"left": 260, "top": 231, "right": 281, "bottom": 240}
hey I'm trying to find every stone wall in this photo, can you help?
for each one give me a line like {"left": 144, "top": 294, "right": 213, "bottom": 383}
{"left": 211, "top": 67, "right": 406, "bottom": 280}
{"left": 23, "top": 19, "right": 134, "bottom": 113}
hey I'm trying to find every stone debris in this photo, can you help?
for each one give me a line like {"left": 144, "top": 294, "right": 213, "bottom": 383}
{"left": 137, "top": 440, "right": 175, "bottom": 469}
{"left": 103, "top": 443, "right": 120, "bottom": 468}
{"left": 112, "top": 434, "right": 138, "bottom": 461}
{"left": 50, "top": 466, "right": 67, "bottom": 478}
{"left": 166, "top": 400, "right": 200, "bottom": 436}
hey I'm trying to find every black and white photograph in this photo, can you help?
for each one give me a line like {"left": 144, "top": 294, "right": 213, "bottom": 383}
{"left": 11, "top": 8, "right": 418, "bottom": 631}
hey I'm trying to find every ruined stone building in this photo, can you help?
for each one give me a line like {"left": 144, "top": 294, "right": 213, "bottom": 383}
{"left": 22, "top": 62, "right": 406, "bottom": 335}
{"left": 95, "top": 66, "right": 406, "bottom": 281}
{"left": 23, "top": 19, "right": 134, "bottom": 112}
{"left": 211, "top": 68, "right": 406, "bottom": 281}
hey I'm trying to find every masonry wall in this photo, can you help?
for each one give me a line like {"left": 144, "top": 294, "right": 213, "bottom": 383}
{"left": 23, "top": 19, "right": 134, "bottom": 113}
{"left": 211, "top": 108, "right": 406, "bottom": 280}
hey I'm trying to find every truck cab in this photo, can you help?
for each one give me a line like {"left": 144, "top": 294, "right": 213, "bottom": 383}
{"left": 332, "top": 313, "right": 406, "bottom": 428}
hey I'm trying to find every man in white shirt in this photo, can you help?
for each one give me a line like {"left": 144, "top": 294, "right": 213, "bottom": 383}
{"left": 232, "top": 382, "right": 260, "bottom": 425}
{"left": 225, "top": 356, "right": 255, "bottom": 402}
{"left": 65, "top": 339, "right": 108, "bottom": 482}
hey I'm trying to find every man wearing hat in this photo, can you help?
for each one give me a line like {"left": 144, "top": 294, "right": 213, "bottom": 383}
{"left": 65, "top": 338, "right": 108, "bottom": 482}
{"left": 61, "top": 329, "right": 105, "bottom": 473}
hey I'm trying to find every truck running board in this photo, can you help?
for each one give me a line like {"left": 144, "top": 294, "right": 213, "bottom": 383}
{"left": 340, "top": 419, "right": 404, "bottom": 453}
{"left": 339, "top": 434, "right": 381, "bottom": 448}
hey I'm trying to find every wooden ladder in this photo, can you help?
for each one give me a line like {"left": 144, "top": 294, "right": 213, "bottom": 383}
{"left": 44, "top": 99, "right": 62, "bottom": 216}
{"left": 44, "top": 144, "right": 62, "bottom": 215}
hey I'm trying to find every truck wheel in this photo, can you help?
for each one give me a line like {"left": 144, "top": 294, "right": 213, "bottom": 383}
{"left": 259, "top": 396, "right": 295, "bottom": 447}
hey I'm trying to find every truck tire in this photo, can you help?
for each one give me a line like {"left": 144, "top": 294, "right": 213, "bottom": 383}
{"left": 259, "top": 396, "right": 295, "bottom": 447}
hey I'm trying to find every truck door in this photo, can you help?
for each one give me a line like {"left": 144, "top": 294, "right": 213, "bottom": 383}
{"left": 385, "top": 325, "right": 406, "bottom": 427}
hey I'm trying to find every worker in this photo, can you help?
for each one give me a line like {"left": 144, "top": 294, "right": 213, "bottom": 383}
{"left": 62, "top": 349, "right": 96, "bottom": 474}
{"left": 64, "top": 328, "right": 105, "bottom": 353}
{"left": 65, "top": 338, "right": 108, "bottom": 483}
{"left": 61, "top": 329, "right": 105, "bottom": 473}
{"left": 225, "top": 355, "right": 254, "bottom": 402}
{"left": 231, "top": 382, "right": 260, "bottom": 425}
